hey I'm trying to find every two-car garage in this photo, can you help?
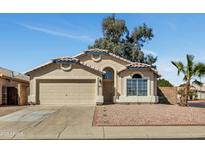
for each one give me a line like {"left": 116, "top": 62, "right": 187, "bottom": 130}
{"left": 37, "top": 79, "right": 96, "bottom": 105}
{"left": 26, "top": 57, "right": 104, "bottom": 106}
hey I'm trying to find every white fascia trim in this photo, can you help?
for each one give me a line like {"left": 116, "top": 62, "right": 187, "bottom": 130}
{"left": 73, "top": 52, "right": 84, "bottom": 58}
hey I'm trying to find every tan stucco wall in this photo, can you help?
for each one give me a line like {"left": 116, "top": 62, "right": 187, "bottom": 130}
{"left": 28, "top": 63, "right": 103, "bottom": 104}
{"left": 18, "top": 83, "right": 28, "bottom": 105}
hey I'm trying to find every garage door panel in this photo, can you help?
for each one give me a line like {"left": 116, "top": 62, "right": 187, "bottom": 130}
{"left": 38, "top": 80, "right": 96, "bottom": 105}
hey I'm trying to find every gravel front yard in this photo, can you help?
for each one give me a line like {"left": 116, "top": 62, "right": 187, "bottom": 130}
{"left": 93, "top": 103, "right": 205, "bottom": 126}
{"left": 0, "top": 106, "right": 25, "bottom": 117}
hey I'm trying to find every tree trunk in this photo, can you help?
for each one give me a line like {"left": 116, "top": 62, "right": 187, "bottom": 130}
{"left": 184, "top": 81, "right": 190, "bottom": 106}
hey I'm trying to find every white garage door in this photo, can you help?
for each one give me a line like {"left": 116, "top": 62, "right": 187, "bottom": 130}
{"left": 38, "top": 79, "right": 96, "bottom": 105}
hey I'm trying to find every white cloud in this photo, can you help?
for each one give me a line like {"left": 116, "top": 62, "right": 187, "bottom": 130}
{"left": 20, "top": 24, "right": 94, "bottom": 42}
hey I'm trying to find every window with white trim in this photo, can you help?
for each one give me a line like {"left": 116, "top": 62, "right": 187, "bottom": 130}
{"left": 127, "top": 74, "right": 148, "bottom": 96}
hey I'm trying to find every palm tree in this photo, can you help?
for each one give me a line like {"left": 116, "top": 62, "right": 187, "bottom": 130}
{"left": 171, "top": 54, "right": 205, "bottom": 106}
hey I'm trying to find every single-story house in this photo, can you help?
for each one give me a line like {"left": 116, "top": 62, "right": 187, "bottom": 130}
{"left": 192, "top": 84, "right": 205, "bottom": 100}
{"left": 25, "top": 48, "right": 160, "bottom": 105}
{"left": 177, "top": 84, "right": 205, "bottom": 100}
{"left": 0, "top": 67, "right": 29, "bottom": 105}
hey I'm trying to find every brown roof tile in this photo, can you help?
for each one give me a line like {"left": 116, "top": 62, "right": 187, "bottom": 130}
{"left": 118, "top": 62, "right": 160, "bottom": 77}
{"left": 26, "top": 48, "right": 160, "bottom": 77}
{"left": 81, "top": 48, "right": 132, "bottom": 64}
{"left": 127, "top": 63, "right": 151, "bottom": 68}
{"left": 83, "top": 48, "right": 109, "bottom": 53}
{"left": 53, "top": 57, "right": 104, "bottom": 74}
{"left": 52, "top": 57, "right": 80, "bottom": 63}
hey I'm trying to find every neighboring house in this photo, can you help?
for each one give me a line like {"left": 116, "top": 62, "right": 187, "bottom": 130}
{"left": 177, "top": 84, "right": 205, "bottom": 101}
{"left": 0, "top": 67, "right": 29, "bottom": 105}
{"left": 193, "top": 84, "right": 205, "bottom": 100}
{"left": 25, "top": 49, "right": 160, "bottom": 105}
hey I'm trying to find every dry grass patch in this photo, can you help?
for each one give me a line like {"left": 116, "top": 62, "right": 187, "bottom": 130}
{"left": 93, "top": 103, "right": 205, "bottom": 126}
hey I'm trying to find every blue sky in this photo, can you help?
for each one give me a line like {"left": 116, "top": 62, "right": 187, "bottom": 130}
{"left": 0, "top": 13, "right": 205, "bottom": 85}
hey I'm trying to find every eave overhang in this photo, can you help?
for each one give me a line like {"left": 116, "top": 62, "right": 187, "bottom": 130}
{"left": 0, "top": 73, "right": 29, "bottom": 83}
{"left": 118, "top": 63, "right": 161, "bottom": 78}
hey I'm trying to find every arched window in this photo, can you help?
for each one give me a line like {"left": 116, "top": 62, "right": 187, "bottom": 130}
{"left": 103, "top": 68, "right": 114, "bottom": 80}
{"left": 103, "top": 70, "right": 113, "bottom": 79}
{"left": 132, "top": 74, "right": 142, "bottom": 79}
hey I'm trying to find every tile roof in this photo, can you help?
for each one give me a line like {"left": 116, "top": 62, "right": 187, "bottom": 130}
{"left": 26, "top": 57, "right": 80, "bottom": 75}
{"left": 25, "top": 48, "right": 160, "bottom": 77}
{"left": 76, "top": 49, "right": 160, "bottom": 76}
{"left": 25, "top": 61, "right": 53, "bottom": 75}
{"left": 52, "top": 56, "right": 104, "bottom": 74}
{"left": 108, "top": 52, "right": 132, "bottom": 63}
{"left": 127, "top": 63, "right": 151, "bottom": 68}
{"left": 14, "top": 74, "right": 30, "bottom": 81}
{"left": 26, "top": 57, "right": 105, "bottom": 75}
{"left": 118, "top": 63, "right": 160, "bottom": 77}
{"left": 118, "top": 63, "right": 150, "bottom": 72}
{"left": 77, "top": 48, "right": 132, "bottom": 64}
{"left": 83, "top": 48, "right": 109, "bottom": 53}
{"left": 0, "top": 67, "right": 13, "bottom": 77}
{"left": 0, "top": 67, "right": 29, "bottom": 82}
{"left": 52, "top": 57, "right": 80, "bottom": 63}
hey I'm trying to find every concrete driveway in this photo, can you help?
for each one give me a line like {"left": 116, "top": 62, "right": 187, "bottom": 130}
{"left": 0, "top": 105, "right": 205, "bottom": 139}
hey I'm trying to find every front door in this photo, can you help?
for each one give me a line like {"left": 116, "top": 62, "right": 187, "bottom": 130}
{"left": 103, "top": 80, "right": 114, "bottom": 103}
{"left": 102, "top": 67, "right": 114, "bottom": 104}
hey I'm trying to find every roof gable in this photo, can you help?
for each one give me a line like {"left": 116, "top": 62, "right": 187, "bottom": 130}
{"left": 74, "top": 48, "right": 132, "bottom": 65}
{"left": 118, "top": 63, "right": 160, "bottom": 77}
{"left": 74, "top": 49, "right": 160, "bottom": 76}
{"left": 25, "top": 57, "right": 104, "bottom": 76}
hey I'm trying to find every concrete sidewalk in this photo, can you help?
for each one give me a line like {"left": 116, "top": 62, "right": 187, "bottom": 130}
{"left": 0, "top": 105, "right": 204, "bottom": 139}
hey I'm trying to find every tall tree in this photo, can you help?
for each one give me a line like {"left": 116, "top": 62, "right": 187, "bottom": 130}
{"left": 157, "top": 78, "right": 173, "bottom": 87}
{"left": 88, "top": 15, "right": 157, "bottom": 64}
{"left": 144, "top": 54, "right": 157, "bottom": 68}
{"left": 171, "top": 54, "right": 205, "bottom": 106}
